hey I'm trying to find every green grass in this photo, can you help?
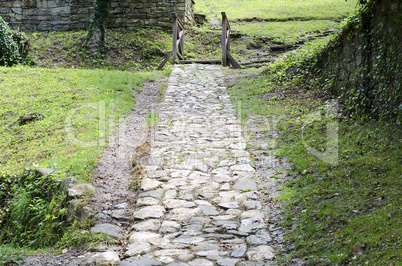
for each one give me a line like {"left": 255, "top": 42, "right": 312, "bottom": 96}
{"left": 195, "top": 0, "right": 358, "bottom": 20}
{"left": 0, "top": 66, "right": 162, "bottom": 180}
{"left": 0, "top": 245, "right": 42, "bottom": 265}
{"left": 27, "top": 29, "right": 171, "bottom": 71}
{"left": 234, "top": 20, "right": 341, "bottom": 43}
{"left": 225, "top": 40, "right": 401, "bottom": 264}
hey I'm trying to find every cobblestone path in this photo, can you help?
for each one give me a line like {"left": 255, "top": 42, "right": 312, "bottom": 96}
{"left": 120, "top": 64, "right": 277, "bottom": 265}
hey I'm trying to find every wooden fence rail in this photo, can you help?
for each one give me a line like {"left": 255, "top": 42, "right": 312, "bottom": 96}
{"left": 158, "top": 13, "right": 185, "bottom": 70}
{"left": 221, "top": 12, "right": 240, "bottom": 69}
{"left": 158, "top": 12, "right": 241, "bottom": 70}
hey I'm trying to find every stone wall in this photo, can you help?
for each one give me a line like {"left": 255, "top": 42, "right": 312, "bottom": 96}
{"left": 315, "top": 0, "right": 402, "bottom": 119}
{"left": 0, "top": 0, "right": 194, "bottom": 32}
{"left": 107, "top": 0, "right": 194, "bottom": 30}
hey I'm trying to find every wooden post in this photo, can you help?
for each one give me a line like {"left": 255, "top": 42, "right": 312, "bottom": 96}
{"left": 172, "top": 13, "right": 178, "bottom": 64}
{"left": 221, "top": 12, "right": 227, "bottom": 67}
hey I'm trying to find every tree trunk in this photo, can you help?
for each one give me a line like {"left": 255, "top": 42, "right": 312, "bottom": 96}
{"left": 85, "top": 0, "right": 111, "bottom": 53}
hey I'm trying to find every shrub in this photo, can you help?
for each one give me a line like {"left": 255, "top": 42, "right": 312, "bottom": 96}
{"left": 0, "top": 16, "right": 30, "bottom": 66}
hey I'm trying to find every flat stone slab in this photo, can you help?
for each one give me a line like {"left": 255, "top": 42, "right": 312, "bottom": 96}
{"left": 230, "top": 164, "right": 255, "bottom": 172}
{"left": 163, "top": 199, "right": 197, "bottom": 209}
{"left": 238, "top": 218, "right": 267, "bottom": 233}
{"left": 232, "top": 177, "right": 258, "bottom": 191}
{"left": 120, "top": 257, "right": 162, "bottom": 266}
{"left": 166, "top": 207, "right": 201, "bottom": 222}
{"left": 125, "top": 242, "right": 151, "bottom": 256}
{"left": 246, "top": 245, "right": 275, "bottom": 261}
{"left": 188, "top": 258, "right": 215, "bottom": 266}
{"left": 90, "top": 223, "right": 123, "bottom": 239}
{"left": 129, "top": 231, "right": 161, "bottom": 243}
{"left": 137, "top": 197, "right": 160, "bottom": 207}
{"left": 218, "top": 201, "right": 240, "bottom": 209}
{"left": 81, "top": 251, "right": 120, "bottom": 266}
{"left": 141, "top": 178, "right": 162, "bottom": 191}
{"left": 132, "top": 219, "right": 161, "bottom": 231}
{"left": 133, "top": 205, "right": 165, "bottom": 220}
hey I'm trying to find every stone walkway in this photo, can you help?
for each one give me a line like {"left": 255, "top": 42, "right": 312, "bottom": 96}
{"left": 118, "top": 64, "right": 276, "bottom": 266}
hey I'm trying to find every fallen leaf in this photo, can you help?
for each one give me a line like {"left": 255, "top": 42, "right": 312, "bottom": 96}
{"left": 353, "top": 244, "right": 361, "bottom": 252}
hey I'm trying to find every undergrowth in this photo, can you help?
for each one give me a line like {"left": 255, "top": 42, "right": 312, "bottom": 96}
{"left": 0, "top": 170, "right": 67, "bottom": 248}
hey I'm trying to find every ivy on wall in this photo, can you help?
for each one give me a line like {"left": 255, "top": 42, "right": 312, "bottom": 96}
{"left": 313, "top": 0, "right": 402, "bottom": 121}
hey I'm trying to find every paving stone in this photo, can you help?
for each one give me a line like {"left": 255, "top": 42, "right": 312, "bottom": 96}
{"left": 197, "top": 250, "right": 229, "bottom": 259}
{"left": 138, "top": 188, "right": 164, "bottom": 199}
{"left": 225, "top": 209, "right": 242, "bottom": 216}
{"left": 163, "top": 199, "right": 197, "bottom": 209}
{"left": 246, "top": 245, "right": 275, "bottom": 261}
{"left": 90, "top": 223, "right": 123, "bottom": 239}
{"left": 220, "top": 183, "right": 231, "bottom": 191}
{"left": 111, "top": 209, "right": 128, "bottom": 220}
{"left": 215, "top": 257, "right": 240, "bottom": 266}
{"left": 154, "top": 249, "right": 191, "bottom": 256}
{"left": 158, "top": 176, "right": 172, "bottom": 182}
{"left": 214, "top": 220, "right": 238, "bottom": 230}
{"left": 189, "top": 217, "right": 212, "bottom": 224}
{"left": 120, "top": 257, "right": 163, "bottom": 266}
{"left": 199, "top": 205, "right": 220, "bottom": 216}
{"left": 240, "top": 210, "right": 264, "bottom": 219}
{"left": 178, "top": 254, "right": 195, "bottom": 262}
{"left": 217, "top": 159, "right": 236, "bottom": 167}
{"left": 125, "top": 241, "right": 151, "bottom": 256}
{"left": 81, "top": 251, "right": 120, "bottom": 266}
{"left": 230, "top": 164, "right": 255, "bottom": 172}
{"left": 188, "top": 258, "right": 215, "bottom": 266}
{"left": 191, "top": 242, "right": 221, "bottom": 251}
{"left": 246, "top": 229, "right": 272, "bottom": 245}
{"left": 133, "top": 205, "right": 165, "bottom": 220}
{"left": 166, "top": 207, "right": 201, "bottom": 222}
{"left": 212, "top": 174, "right": 232, "bottom": 183}
{"left": 243, "top": 200, "right": 262, "bottom": 210}
{"left": 156, "top": 256, "right": 175, "bottom": 264}
{"left": 114, "top": 202, "right": 129, "bottom": 209}
{"left": 230, "top": 244, "right": 247, "bottom": 258}
{"left": 218, "top": 201, "right": 239, "bottom": 209}
{"left": 132, "top": 219, "right": 161, "bottom": 231}
{"left": 128, "top": 232, "right": 161, "bottom": 243}
{"left": 232, "top": 177, "right": 257, "bottom": 191}
{"left": 141, "top": 178, "right": 162, "bottom": 191}
{"left": 164, "top": 189, "right": 178, "bottom": 199}
{"left": 173, "top": 235, "right": 205, "bottom": 244}
{"left": 238, "top": 218, "right": 267, "bottom": 233}
{"left": 137, "top": 197, "right": 160, "bottom": 207}
{"left": 161, "top": 220, "right": 181, "bottom": 230}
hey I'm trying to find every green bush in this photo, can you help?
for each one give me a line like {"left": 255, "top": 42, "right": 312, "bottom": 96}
{"left": 0, "top": 16, "right": 30, "bottom": 66}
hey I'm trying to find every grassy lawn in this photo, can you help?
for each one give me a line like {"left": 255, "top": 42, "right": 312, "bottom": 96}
{"left": 234, "top": 20, "right": 341, "bottom": 43}
{"left": 195, "top": 0, "right": 358, "bottom": 20}
{"left": 27, "top": 29, "right": 171, "bottom": 71}
{"left": 225, "top": 40, "right": 401, "bottom": 264}
{"left": 0, "top": 66, "right": 162, "bottom": 180}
